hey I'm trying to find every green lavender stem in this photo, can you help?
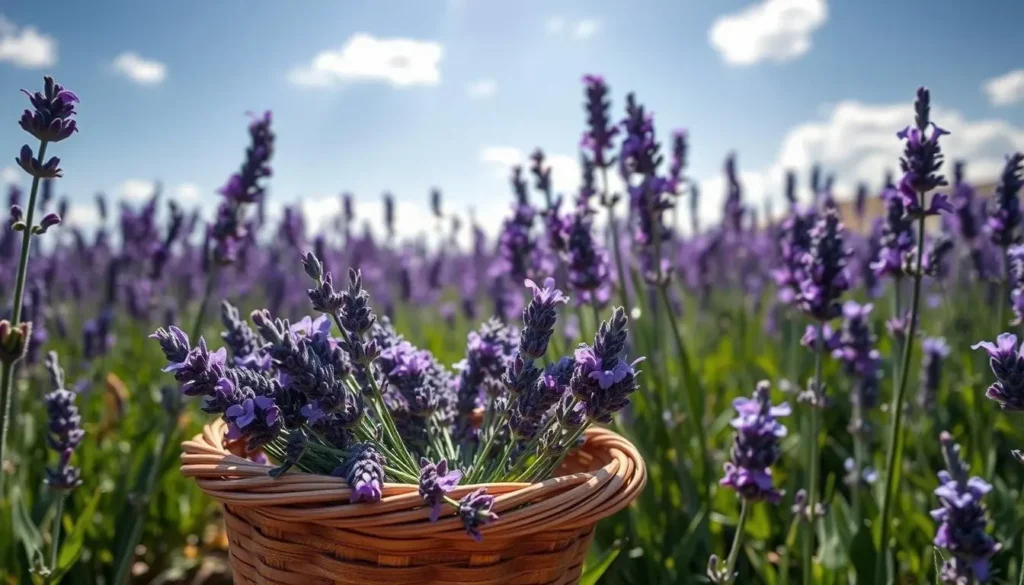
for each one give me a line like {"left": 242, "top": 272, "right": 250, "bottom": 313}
{"left": 803, "top": 321, "right": 825, "bottom": 585}
{"left": 0, "top": 140, "right": 47, "bottom": 495}
{"left": 48, "top": 494, "right": 66, "bottom": 583}
{"left": 875, "top": 205, "right": 928, "bottom": 585}
{"left": 658, "top": 285, "right": 710, "bottom": 496}
{"left": 723, "top": 500, "right": 750, "bottom": 585}
{"left": 601, "top": 166, "right": 630, "bottom": 311}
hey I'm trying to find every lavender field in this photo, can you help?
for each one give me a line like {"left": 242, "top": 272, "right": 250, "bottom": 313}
{"left": 2, "top": 4, "right": 1024, "bottom": 584}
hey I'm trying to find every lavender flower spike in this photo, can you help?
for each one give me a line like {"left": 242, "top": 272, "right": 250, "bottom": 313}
{"left": 418, "top": 458, "right": 463, "bottom": 522}
{"left": 798, "top": 206, "right": 851, "bottom": 322}
{"left": 720, "top": 381, "right": 790, "bottom": 503}
{"left": 972, "top": 333, "right": 1024, "bottom": 410}
{"left": 458, "top": 488, "right": 499, "bottom": 542}
{"left": 931, "top": 432, "right": 1000, "bottom": 583}
{"left": 334, "top": 443, "right": 386, "bottom": 503}
{"left": 43, "top": 352, "right": 84, "bottom": 491}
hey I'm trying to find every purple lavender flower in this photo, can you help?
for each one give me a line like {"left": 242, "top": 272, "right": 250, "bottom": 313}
{"left": 569, "top": 307, "right": 644, "bottom": 423}
{"left": 516, "top": 278, "right": 568, "bottom": 361}
{"left": 224, "top": 393, "right": 282, "bottom": 450}
{"left": 773, "top": 207, "right": 816, "bottom": 304}
{"left": 455, "top": 319, "right": 518, "bottom": 423}
{"left": 872, "top": 186, "right": 916, "bottom": 278}
{"left": 988, "top": 153, "right": 1024, "bottom": 248}
{"left": 19, "top": 76, "right": 79, "bottom": 143}
{"left": 720, "top": 381, "right": 790, "bottom": 503}
{"left": 563, "top": 209, "right": 612, "bottom": 307}
{"left": 458, "top": 488, "right": 499, "bottom": 542}
{"left": 335, "top": 443, "right": 386, "bottom": 503}
{"left": 1009, "top": 245, "right": 1024, "bottom": 325}
{"left": 43, "top": 352, "right": 84, "bottom": 490}
{"left": 339, "top": 268, "right": 377, "bottom": 336}
{"left": 931, "top": 432, "right": 1000, "bottom": 583}
{"left": 918, "top": 337, "right": 950, "bottom": 410}
{"left": 668, "top": 129, "right": 688, "bottom": 190}
{"left": 797, "top": 207, "right": 851, "bottom": 321}
{"left": 210, "top": 111, "right": 274, "bottom": 265}
{"left": 580, "top": 75, "right": 619, "bottom": 170}
{"left": 418, "top": 458, "right": 463, "bottom": 522}
{"left": 896, "top": 87, "right": 951, "bottom": 216}
{"left": 723, "top": 153, "right": 744, "bottom": 233}
{"left": 220, "top": 301, "right": 263, "bottom": 366}
{"left": 972, "top": 333, "right": 1024, "bottom": 410}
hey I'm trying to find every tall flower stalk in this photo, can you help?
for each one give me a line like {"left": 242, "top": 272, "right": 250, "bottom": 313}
{"left": 113, "top": 110, "right": 274, "bottom": 585}
{"left": 875, "top": 87, "right": 952, "bottom": 584}
{"left": 796, "top": 204, "right": 850, "bottom": 582}
{"left": 581, "top": 75, "right": 627, "bottom": 309}
{"left": 708, "top": 381, "right": 790, "bottom": 584}
{"left": 0, "top": 76, "right": 77, "bottom": 493}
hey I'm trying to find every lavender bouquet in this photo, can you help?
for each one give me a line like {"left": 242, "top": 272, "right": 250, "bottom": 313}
{"left": 154, "top": 258, "right": 644, "bottom": 540}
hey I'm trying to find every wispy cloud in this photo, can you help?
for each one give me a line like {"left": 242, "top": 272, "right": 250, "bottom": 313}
{"left": 0, "top": 15, "right": 57, "bottom": 68}
{"left": 545, "top": 16, "right": 601, "bottom": 39}
{"left": 289, "top": 33, "right": 443, "bottom": 88}
{"left": 983, "top": 69, "right": 1024, "bottom": 107}
{"left": 112, "top": 52, "right": 167, "bottom": 85}
{"left": 466, "top": 78, "right": 497, "bottom": 99}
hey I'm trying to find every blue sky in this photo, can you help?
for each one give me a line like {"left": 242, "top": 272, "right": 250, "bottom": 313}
{"left": 0, "top": 0, "right": 1022, "bottom": 237}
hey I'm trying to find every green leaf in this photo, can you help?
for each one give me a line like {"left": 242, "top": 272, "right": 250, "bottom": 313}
{"left": 851, "top": 524, "right": 877, "bottom": 585}
{"left": 53, "top": 488, "right": 102, "bottom": 579}
{"left": 11, "top": 487, "right": 44, "bottom": 566}
{"left": 580, "top": 542, "right": 622, "bottom": 585}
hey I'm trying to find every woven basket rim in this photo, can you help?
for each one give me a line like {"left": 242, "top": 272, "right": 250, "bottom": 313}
{"left": 181, "top": 420, "right": 647, "bottom": 540}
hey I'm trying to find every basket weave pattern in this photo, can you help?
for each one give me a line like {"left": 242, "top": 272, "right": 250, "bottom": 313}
{"left": 181, "top": 421, "right": 646, "bottom": 585}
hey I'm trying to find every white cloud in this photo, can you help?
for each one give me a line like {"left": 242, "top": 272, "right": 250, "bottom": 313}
{"left": 65, "top": 204, "right": 100, "bottom": 228}
{"left": 708, "top": 0, "right": 827, "bottom": 66}
{"left": 545, "top": 16, "right": 566, "bottom": 35}
{"left": 289, "top": 33, "right": 443, "bottom": 88}
{"left": 984, "top": 69, "right": 1024, "bottom": 107}
{"left": 112, "top": 52, "right": 167, "bottom": 85}
{"left": 0, "top": 166, "right": 19, "bottom": 186}
{"left": 573, "top": 19, "right": 601, "bottom": 39}
{"left": 692, "top": 98, "right": 1024, "bottom": 226}
{"left": 120, "top": 179, "right": 157, "bottom": 202}
{"left": 0, "top": 15, "right": 57, "bottom": 68}
{"left": 546, "top": 16, "right": 601, "bottom": 39}
{"left": 174, "top": 182, "right": 200, "bottom": 201}
{"left": 466, "top": 78, "right": 497, "bottom": 99}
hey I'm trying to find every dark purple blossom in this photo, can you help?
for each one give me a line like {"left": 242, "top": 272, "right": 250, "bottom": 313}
{"left": 43, "top": 352, "right": 84, "bottom": 490}
{"left": 972, "top": 333, "right": 1024, "bottom": 411}
{"left": 872, "top": 186, "right": 916, "bottom": 278}
{"left": 896, "top": 87, "right": 949, "bottom": 214}
{"left": 19, "top": 76, "right": 79, "bottom": 143}
{"left": 988, "top": 153, "right": 1024, "bottom": 248}
{"left": 931, "top": 432, "right": 1000, "bottom": 583}
{"left": 798, "top": 207, "right": 851, "bottom": 321}
{"left": 580, "top": 75, "right": 618, "bottom": 170}
{"left": 569, "top": 307, "right": 644, "bottom": 423}
{"left": 458, "top": 488, "right": 499, "bottom": 542}
{"left": 720, "top": 381, "right": 790, "bottom": 503}
{"left": 418, "top": 458, "right": 462, "bottom": 522}
{"left": 335, "top": 443, "right": 385, "bottom": 504}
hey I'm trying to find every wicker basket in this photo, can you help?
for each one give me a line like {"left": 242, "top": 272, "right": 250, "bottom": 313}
{"left": 180, "top": 420, "right": 646, "bottom": 585}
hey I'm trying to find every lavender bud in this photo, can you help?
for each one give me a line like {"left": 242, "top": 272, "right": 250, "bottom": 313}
{"left": 0, "top": 320, "right": 31, "bottom": 365}
{"left": 32, "top": 212, "right": 61, "bottom": 235}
